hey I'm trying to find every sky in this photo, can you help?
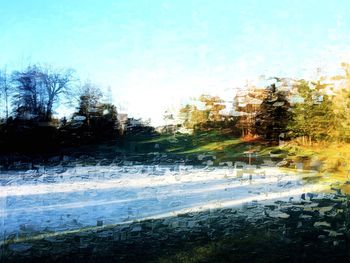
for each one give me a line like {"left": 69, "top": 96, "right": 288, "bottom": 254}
{"left": 1, "top": 0, "right": 350, "bottom": 126}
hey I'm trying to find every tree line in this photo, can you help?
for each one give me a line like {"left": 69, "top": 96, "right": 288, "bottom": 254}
{"left": 178, "top": 63, "right": 350, "bottom": 145}
{"left": 2, "top": 62, "right": 350, "bottom": 154}
{"left": 0, "top": 64, "right": 120, "bottom": 153}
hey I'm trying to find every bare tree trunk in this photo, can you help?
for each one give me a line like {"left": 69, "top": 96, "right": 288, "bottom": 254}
{"left": 46, "top": 100, "right": 53, "bottom": 121}
{"left": 5, "top": 94, "right": 8, "bottom": 120}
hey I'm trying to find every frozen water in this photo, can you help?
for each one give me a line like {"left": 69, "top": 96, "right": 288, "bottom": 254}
{"left": 0, "top": 165, "right": 327, "bottom": 242}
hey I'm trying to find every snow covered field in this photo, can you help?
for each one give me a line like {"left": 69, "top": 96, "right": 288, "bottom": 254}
{"left": 0, "top": 165, "right": 328, "bottom": 242}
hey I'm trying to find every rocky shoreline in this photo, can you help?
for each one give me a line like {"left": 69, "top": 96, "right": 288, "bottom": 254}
{"left": 0, "top": 152, "right": 202, "bottom": 171}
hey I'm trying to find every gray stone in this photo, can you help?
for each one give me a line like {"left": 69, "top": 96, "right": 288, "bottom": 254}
{"left": 268, "top": 210, "right": 290, "bottom": 219}
{"left": 8, "top": 243, "right": 32, "bottom": 252}
{"left": 313, "top": 221, "right": 331, "bottom": 228}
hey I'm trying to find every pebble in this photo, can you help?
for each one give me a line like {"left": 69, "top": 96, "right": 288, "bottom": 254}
{"left": 268, "top": 211, "right": 290, "bottom": 219}
{"left": 313, "top": 221, "right": 331, "bottom": 228}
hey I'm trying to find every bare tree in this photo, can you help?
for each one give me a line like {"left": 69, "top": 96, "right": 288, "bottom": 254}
{"left": 41, "top": 66, "right": 75, "bottom": 120}
{"left": 12, "top": 65, "right": 76, "bottom": 121}
{"left": 0, "top": 68, "right": 12, "bottom": 120}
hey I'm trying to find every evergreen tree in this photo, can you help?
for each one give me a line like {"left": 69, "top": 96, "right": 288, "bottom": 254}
{"left": 330, "top": 63, "right": 350, "bottom": 142}
{"left": 288, "top": 80, "right": 335, "bottom": 144}
{"left": 255, "top": 84, "right": 291, "bottom": 142}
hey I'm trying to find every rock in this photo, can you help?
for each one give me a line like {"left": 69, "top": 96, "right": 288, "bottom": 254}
{"left": 268, "top": 210, "right": 290, "bottom": 219}
{"left": 318, "top": 206, "right": 334, "bottom": 216}
{"left": 73, "top": 115, "right": 86, "bottom": 121}
{"left": 49, "top": 156, "right": 61, "bottom": 163}
{"left": 276, "top": 159, "right": 290, "bottom": 167}
{"left": 299, "top": 214, "right": 313, "bottom": 219}
{"left": 97, "top": 230, "right": 113, "bottom": 238}
{"left": 310, "top": 157, "right": 322, "bottom": 171}
{"left": 313, "top": 221, "right": 331, "bottom": 228}
{"left": 11, "top": 162, "right": 32, "bottom": 170}
{"left": 207, "top": 160, "right": 214, "bottom": 166}
{"left": 262, "top": 159, "right": 275, "bottom": 166}
{"left": 131, "top": 225, "right": 142, "bottom": 232}
{"left": 119, "top": 232, "right": 127, "bottom": 241}
{"left": 273, "top": 101, "right": 285, "bottom": 107}
{"left": 324, "top": 230, "right": 344, "bottom": 237}
{"left": 306, "top": 193, "right": 316, "bottom": 199}
{"left": 8, "top": 243, "right": 32, "bottom": 252}
{"left": 197, "top": 154, "right": 205, "bottom": 161}
{"left": 63, "top": 155, "right": 73, "bottom": 162}
{"left": 187, "top": 221, "right": 197, "bottom": 228}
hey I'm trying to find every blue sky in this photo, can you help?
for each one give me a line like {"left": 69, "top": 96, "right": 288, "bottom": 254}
{"left": 1, "top": 0, "right": 350, "bottom": 125}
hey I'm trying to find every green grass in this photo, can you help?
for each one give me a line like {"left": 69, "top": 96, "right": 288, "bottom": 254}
{"left": 128, "top": 131, "right": 350, "bottom": 183}
{"left": 178, "top": 139, "right": 241, "bottom": 154}
{"left": 120, "top": 130, "right": 279, "bottom": 165}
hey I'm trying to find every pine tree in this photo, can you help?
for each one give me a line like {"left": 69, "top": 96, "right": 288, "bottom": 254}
{"left": 288, "top": 80, "right": 335, "bottom": 144}
{"left": 255, "top": 84, "right": 291, "bottom": 142}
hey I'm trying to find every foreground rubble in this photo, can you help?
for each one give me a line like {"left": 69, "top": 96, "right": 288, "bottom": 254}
{"left": 0, "top": 165, "right": 349, "bottom": 262}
